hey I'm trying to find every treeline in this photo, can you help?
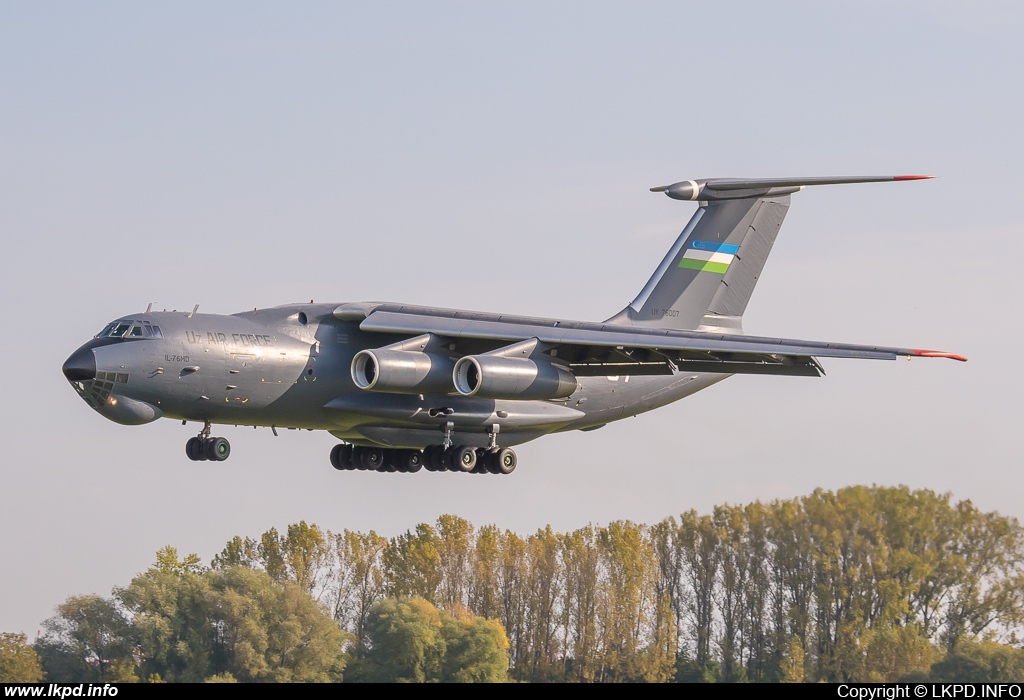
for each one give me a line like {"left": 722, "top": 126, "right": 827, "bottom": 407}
{"left": 206, "top": 485, "right": 1024, "bottom": 682}
{"left": 5, "top": 485, "right": 1024, "bottom": 682}
{"left": 24, "top": 549, "right": 507, "bottom": 683}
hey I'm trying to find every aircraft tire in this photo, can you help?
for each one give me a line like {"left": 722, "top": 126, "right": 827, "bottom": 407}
{"left": 452, "top": 445, "right": 477, "bottom": 473}
{"left": 338, "top": 444, "right": 356, "bottom": 470}
{"left": 186, "top": 437, "right": 201, "bottom": 461}
{"left": 330, "top": 444, "right": 345, "bottom": 470}
{"left": 495, "top": 448, "right": 516, "bottom": 475}
{"left": 429, "top": 446, "right": 447, "bottom": 472}
{"left": 206, "top": 437, "right": 230, "bottom": 462}
{"left": 386, "top": 450, "right": 406, "bottom": 473}
{"left": 403, "top": 450, "right": 424, "bottom": 473}
{"left": 359, "top": 446, "right": 385, "bottom": 471}
{"left": 350, "top": 446, "right": 368, "bottom": 470}
{"left": 472, "top": 449, "right": 490, "bottom": 474}
{"left": 422, "top": 446, "right": 438, "bottom": 472}
{"left": 443, "top": 448, "right": 458, "bottom": 471}
{"left": 483, "top": 448, "right": 501, "bottom": 474}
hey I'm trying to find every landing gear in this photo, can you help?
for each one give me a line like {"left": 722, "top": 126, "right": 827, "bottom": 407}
{"left": 185, "top": 422, "right": 231, "bottom": 462}
{"left": 329, "top": 443, "right": 516, "bottom": 475}
{"left": 449, "top": 445, "right": 477, "bottom": 472}
{"left": 330, "top": 444, "right": 355, "bottom": 471}
{"left": 492, "top": 447, "right": 517, "bottom": 474}
{"left": 355, "top": 446, "right": 385, "bottom": 471}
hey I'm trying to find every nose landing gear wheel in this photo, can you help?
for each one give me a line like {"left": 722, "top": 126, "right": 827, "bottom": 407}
{"left": 186, "top": 437, "right": 203, "bottom": 461}
{"left": 205, "top": 437, "right": 231, "bottom": 461}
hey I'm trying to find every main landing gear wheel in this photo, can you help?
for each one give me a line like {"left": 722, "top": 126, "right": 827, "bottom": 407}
{"left": 330, "top": 444, "right": 356, "bottom": 471}
{"left": 354, "top": 446, "right": 385, "bottom": 471}
{"left": 489, "top": 447, "right": 516, "bottom": 475}
{"left": 428, "top": 445, "right": 447, "bottom": 472}
{"left": 328, "top": 444, "right": 515, "bottom": 475}
{"left": 449, "top": 445, "right": 477, "bottom": 473}
{"left": 423, "top": 445, "right": 440, "bottom": 472}
{"left": 400, "top": 450, "right": 424, "bottom": 473}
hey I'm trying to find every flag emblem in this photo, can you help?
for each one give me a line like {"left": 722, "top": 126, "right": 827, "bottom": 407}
{"left": 678, "top": 240, "right": 738, "bottom": 274}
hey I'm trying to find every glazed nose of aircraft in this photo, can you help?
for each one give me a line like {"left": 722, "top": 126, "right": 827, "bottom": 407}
{"left": 62, "top": 345, "right": 96, "bottom": 381}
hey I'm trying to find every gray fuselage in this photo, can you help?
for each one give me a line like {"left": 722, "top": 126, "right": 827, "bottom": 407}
{"left": 62, "top": 303, "right": 727, "bottom": 449}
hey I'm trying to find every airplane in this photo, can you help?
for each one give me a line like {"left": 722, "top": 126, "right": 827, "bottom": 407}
{"left": 61, "top": 175, "right": 965, "bottom": 475}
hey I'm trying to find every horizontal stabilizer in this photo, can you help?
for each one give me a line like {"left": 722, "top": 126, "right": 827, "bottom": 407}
{"left": 651, "top": 175, "right": 934, "bottom": 201}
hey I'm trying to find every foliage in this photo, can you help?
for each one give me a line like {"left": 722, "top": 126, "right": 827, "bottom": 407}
{"left": 355, "top": 597, "right": 508, "bottom": 682}
{"left": 25, "top": 485, "right": 1024, "bottom": 682}
{"left": 35, "top": 594, "right": 131, "bottom": 682}
{"left": 0, "top": 632, "right": 44, "bottom": 683}
{"left": 926, "top": 641, "right": 1024, "bottom": 682}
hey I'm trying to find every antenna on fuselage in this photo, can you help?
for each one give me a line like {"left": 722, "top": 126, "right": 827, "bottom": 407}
{"left": 146, "top": 302, "right": 153, "bottom": 313}
{"left": 188, "top": 304, "right": 199, "bottom": 319}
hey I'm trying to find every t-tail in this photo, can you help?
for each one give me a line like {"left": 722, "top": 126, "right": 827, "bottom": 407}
{"left": 606, "top": 175, "right": 934, "bottom": 333}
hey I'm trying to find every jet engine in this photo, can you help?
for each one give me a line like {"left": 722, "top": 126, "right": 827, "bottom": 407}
{"left": 351, "top": 349, "right": 456, "bottom": 394}
{"left": 453, "top": 355, "right": 577, "bottom": 400}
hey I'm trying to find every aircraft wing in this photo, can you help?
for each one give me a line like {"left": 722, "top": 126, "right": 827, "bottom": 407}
{"left": 348, "top": 306, "right": 965, "bottom": 378}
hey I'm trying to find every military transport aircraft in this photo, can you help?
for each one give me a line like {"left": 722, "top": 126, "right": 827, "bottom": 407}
{"left": 62, "top": 175, "right": 965, "bottom": 475}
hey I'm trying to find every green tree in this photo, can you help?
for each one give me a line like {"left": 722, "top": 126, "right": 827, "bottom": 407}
{"left": 928, "top": 641, "right": 1024, "bottom": 682}
{"left": 205, "top": 566, "right": 347, "bottom": 682}
{"left": 524, "top": 526, "right": 562, "bottom": 681}
{"left": 854, "top": 624, "right": 937, "bottom": 682}
{"left": 360, "top": 597, "right": 445, "bottom": 682}
{"left": 35, "top": 594, "right": 132, "bottom": 682}
{"left": 0, "top": 632, "right": 44, "bottom": 683}
{"left": 497, "top": 530, "right": 529, "bottom": 676}
{"left": 384, "top": 525, "right": 442, "bottom": 603}
{"left": 117, "top": 547, "right": 214, "bottom": 682}
{"left": 212, "top": 535, "right": 259, "bottom": 570}
{"left": 358, "top": 597, "right": 509, "bottom": 683}
{"left": 561, "top": 525, "right": 600, "bottom": 682}
{"left": 469, "top": 525, "right": 502, "bottom": 621}
{"left": 779, "top": 635, "right": 804, "bottom": 683}
{"left": 330, "top": 529, "right": 387, "bottom": 644}
{"left": 436, "top": 515, "right": 474, "bottom": 611}
{"left": 281, "top": 521, "right": 331, "bottom": 598}
{"left": 441, "top": 607, "right": 510, "bottom": 682}
{"left": 679, "top": 510, "right": 719, "bottom": 669}
{"left": 595, "top": 520, "right": 652, "bottom": 681}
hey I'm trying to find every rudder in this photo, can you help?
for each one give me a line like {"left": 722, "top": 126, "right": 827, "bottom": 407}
{"left": 607, "top": 194, "right": 790, "bottom": 332}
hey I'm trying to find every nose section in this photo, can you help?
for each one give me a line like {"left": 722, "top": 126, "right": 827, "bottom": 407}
{"left": 62, "top": 345, "right": 96, "bottom": 381}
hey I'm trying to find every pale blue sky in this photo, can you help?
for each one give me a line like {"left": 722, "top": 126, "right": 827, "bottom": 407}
{"left": 1, "top": 2, "right": 1021, "bottom": 635}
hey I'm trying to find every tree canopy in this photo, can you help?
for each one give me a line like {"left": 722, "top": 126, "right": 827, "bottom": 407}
{"left": 16, "top": 485, "right": 1024, "bottom": 682}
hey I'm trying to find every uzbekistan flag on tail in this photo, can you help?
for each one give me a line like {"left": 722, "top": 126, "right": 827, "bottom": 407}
{"left": 678, "top": 240, "right": 738, "bottom": 274}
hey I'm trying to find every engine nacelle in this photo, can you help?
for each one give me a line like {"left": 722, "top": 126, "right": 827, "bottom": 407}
{"left": 453, "top": 355, "right": 577, "bottom": 400}
{"left": 351, "top": 349, "right": 456, "bottom": 394}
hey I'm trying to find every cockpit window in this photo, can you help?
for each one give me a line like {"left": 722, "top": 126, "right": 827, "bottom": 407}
{"left": 102, "top": 322, "right": 133, "bottom": 337}
{"left": 95, "top": 320, "right": 162, "bottom": 339}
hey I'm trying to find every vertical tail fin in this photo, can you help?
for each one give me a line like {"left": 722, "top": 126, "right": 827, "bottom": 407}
{"left": 607, "top": 175, "right": 933, "bottom": 332}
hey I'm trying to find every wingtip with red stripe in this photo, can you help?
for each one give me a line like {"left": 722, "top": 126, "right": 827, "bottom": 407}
{"left": 912, "top": 349, "right": 967, "bottom": 362}
{"left": 893, "top": 175, "right": 937, "bottom": 181}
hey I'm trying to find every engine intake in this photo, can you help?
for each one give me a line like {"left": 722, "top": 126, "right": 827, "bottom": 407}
{"left": 453, "top": 355, "right": 577, "bottom": 400}
{"left": 351, "top": 349, "right": 456, "bottom": 394}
